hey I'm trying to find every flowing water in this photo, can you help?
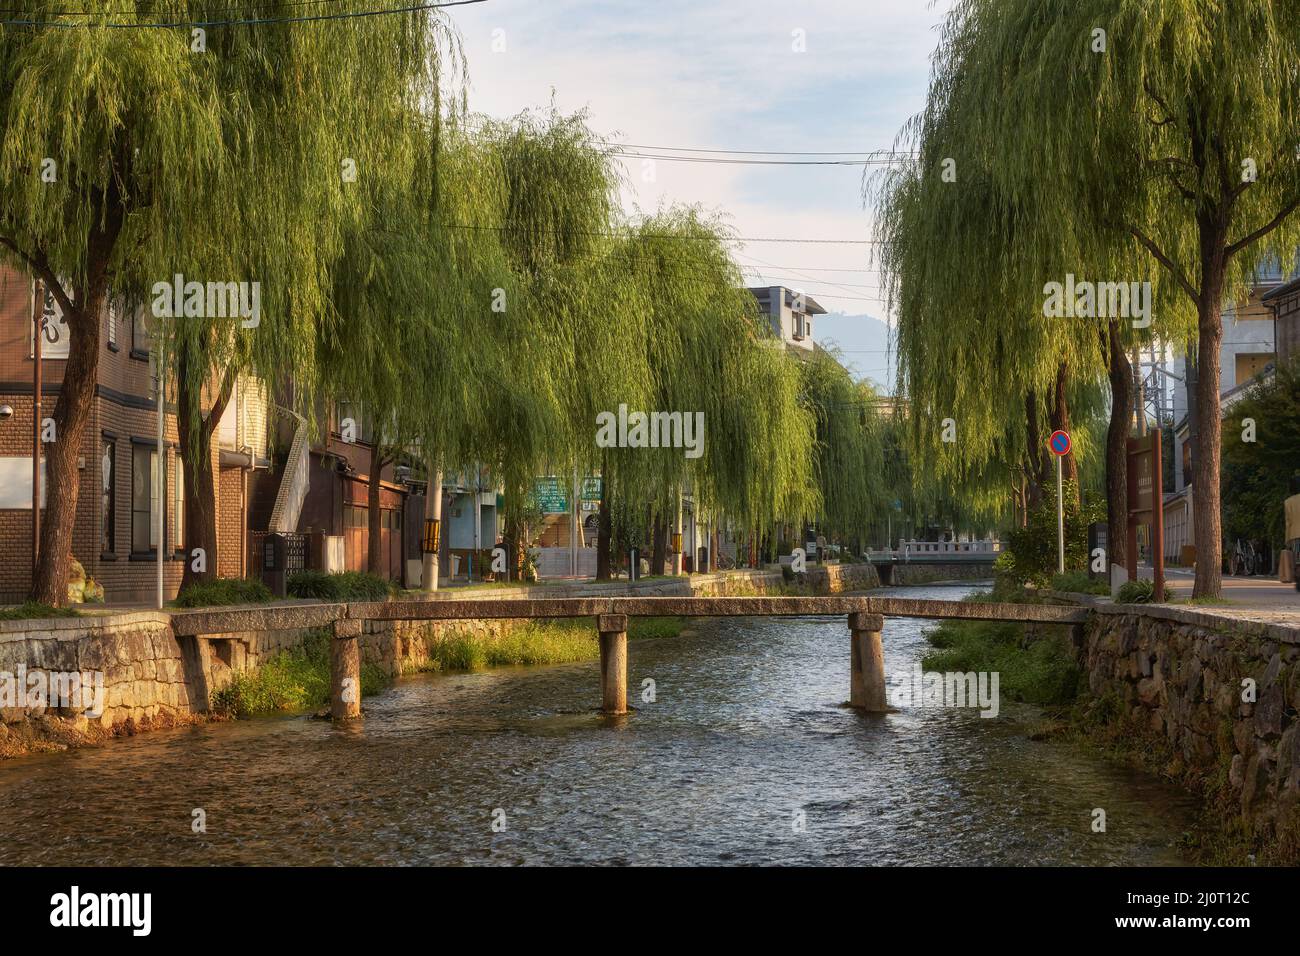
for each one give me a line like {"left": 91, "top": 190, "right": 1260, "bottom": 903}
{"left": 0, "top": 584, "right": 1198, "bottom": 866}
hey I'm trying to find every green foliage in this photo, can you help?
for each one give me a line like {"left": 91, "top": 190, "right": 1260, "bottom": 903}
{"left": 171, "top": 578, "right": 272, "bottom": 608}
{"left": 0, "top": 601, "right": 78, "bottom": 621}
{"left": 287, "top": 570, "right": 394, "bottom": 602}
{"left": 1050, "top": 571, "right": 1110, "bottom": 595}
{"left": 1221, "top": 360, "right": 1300, "bottom": 546}
{"left": 873, "top": 0, "right": 1300, "bottom": 596}
{"left": 998, "top": 480, "right": 1104, "bottom": 588}
{"left": 922, "top": 617, "right": 1080, "bottom": 707}
{"left": 418, "top": 616, "right": 682, "bottom": 672}
{"left": 1116, "top": 579, "right": 1172, "bottom": 604}
{"left": 210, "top": 629, "right": 388, "bottom": 717}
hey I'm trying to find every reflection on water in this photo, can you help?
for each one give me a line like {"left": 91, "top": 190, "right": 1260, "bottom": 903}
{"left": 0, "top": 585, "right": 1198, "bottom": 866}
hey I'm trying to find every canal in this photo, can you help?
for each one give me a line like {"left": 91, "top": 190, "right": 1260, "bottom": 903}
{"left": 0, "top": 584, "right": 1198, "bottom": 865}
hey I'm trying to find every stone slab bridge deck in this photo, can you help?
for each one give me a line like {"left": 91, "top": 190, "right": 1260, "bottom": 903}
{"left": 170, "top": 597, "right": 1089, "bottom": 718}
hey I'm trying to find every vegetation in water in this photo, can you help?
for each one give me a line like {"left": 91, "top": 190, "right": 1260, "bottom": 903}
{"left": 210, "top": 629, "right": 388, "bottom": 717}
{"left": 921, "top": 616, "right": 1080, "bottom": 707}
{"left": 417, "top": 616, "right": 683, "bottom": 672}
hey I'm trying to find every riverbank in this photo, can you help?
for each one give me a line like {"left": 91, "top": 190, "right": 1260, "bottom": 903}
{"left": 210, "top": 616, "right": 686, "bottom": 718}
{"left": 0, "top": 566, "right": 884, "bottom": 759}
{"left": 922, "top": 587, "right": 1300, "bottom": 865}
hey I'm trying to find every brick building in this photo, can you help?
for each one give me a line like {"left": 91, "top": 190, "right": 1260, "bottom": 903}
{"left": 0, "top": 266, "right": 270, "bottom": 604}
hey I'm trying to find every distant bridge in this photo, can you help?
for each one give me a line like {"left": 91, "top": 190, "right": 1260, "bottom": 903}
{"left": 865, "top": 539, "right": 1002, "bottom": 563}
{"left": 171, "top": 594, "right": 1082, "bottom": 719}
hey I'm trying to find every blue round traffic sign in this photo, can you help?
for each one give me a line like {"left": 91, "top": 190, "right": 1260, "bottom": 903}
{"left": 1048, "top": 429, "right": 1071, "bottom": 456}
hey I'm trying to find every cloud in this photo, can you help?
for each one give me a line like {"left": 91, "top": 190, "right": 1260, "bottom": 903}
{"left": 445, "top": 0, "right": 951, "bottom": 340}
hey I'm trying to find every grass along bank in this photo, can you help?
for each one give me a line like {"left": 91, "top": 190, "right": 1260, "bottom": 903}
{"left": 920, "top": 590, "right": 1081, "bottom": 708}
{"left": 414, "top": 616, "right": 683, "bottom": 673}
{"left": 210, "top": 616, "right": 685, "bottom": 717}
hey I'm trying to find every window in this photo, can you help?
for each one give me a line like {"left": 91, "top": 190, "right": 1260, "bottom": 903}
{"left": 101, "top": 440, "right": 115, "bottom": 553}
{"left": 172, "top": 456, "right": 184, "bottom": 552}
{"left": 106, "top": 300, "right": 118, "bottom": 350}
{"left": 132, "top": 444, "right": 159, "bottom": 553}
{"left": 1235, "top": 352, "right": 1274, "bottom": 385}
{"left": 132, "top": 306, "right": 152, "bottom": 356}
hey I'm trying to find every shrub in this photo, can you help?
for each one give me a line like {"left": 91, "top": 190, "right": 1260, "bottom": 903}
{"left": 286, "top": 570, "right": 393, "bottom": 602}
{"left": 1115, "top": 579, "right": 1172, "bottom": 604}
{"left": 998, "top": 480, "right": 1105, "bottom": 589}
{"left": 1050, "top": 571, "right": 1110, "bottom": 595}
{"left": 172, "top": 578, "right": 272, "bottom": 608}
{"left": 0, "top": 601, "right": 78, "bottom": 621}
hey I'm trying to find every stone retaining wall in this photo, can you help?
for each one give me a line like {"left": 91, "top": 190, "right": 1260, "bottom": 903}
{"left": 1078, "top": 603, "right": 1300, "bottom": 847}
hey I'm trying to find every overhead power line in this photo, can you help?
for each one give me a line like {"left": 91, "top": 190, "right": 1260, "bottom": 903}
{"left": 613, "top": 152, "right": 907, "bottom": 167}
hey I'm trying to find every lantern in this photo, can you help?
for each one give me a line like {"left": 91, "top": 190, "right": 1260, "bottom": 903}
{"left": 422, "top": 517, "right": 441, "bottom": 555}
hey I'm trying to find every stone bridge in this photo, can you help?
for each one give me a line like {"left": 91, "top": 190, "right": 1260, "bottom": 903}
{"left": 171, "top": 596, "right": 1087, "bottom": 717}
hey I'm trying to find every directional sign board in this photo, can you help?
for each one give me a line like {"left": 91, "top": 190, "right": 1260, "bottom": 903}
{"left": 1048, "top": 429, "right": 1071, "bottom": 457}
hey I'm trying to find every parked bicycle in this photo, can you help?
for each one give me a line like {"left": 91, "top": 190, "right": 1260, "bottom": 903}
{"left": 1227, "top": 538, "right": 1258, "bottom": 576}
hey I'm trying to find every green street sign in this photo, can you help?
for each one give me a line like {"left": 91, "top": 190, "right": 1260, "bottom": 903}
{"left": 581, "top": 476, "right": 603, "bottom": 501}
{"left": 534, "top": 477, "right": 568, "bottom": 514}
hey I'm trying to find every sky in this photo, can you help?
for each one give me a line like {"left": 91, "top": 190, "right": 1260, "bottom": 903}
{"left": 443, "top": 0, "right": 954, "bottom": 393}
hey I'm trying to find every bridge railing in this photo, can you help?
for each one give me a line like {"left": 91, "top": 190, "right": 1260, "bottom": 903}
{"left": 898, "top": 539, "right": 1001, "bottom": 560}
{"left": 170, "top": 596, "right": 1086, "bottom": 719}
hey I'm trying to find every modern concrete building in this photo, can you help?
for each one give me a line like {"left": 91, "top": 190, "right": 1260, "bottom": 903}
{"left": 1263, "top": 275, "right": 1300, "bottom": 369}
{"left": 749, "top": 286, "right": 826, "bottom": 355}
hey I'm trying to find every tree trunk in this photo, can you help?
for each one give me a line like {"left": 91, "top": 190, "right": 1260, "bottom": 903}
{"left": 651, "top": 511, "right": 667, "bottom": 575}
{"left": 367, "top": 449, "right": 389, "bottom": 576}
{"left": 1104, "top": 320, "right": 1131, "bottom": 571}
{"left": 595, "top": 493, "right": 612, "bottom": 580}
{"left": 1191, "top": 240, "right": 1226, "bottom": 598}
{"left": 1025, "top": 391, "right": 1045, "bottom": 508}
{"left": 1051, "top": 359, "right": 1079, "bottom": 493}
{"left": 178, "top": 358, "right": 235, "bottom": 591}
{"left": 29, "top": 183, "right": 124, "bottom": 605}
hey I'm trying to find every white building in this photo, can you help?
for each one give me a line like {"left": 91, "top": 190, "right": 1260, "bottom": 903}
{"left": 750, "top": 286, "right": 826, "bottom": 355}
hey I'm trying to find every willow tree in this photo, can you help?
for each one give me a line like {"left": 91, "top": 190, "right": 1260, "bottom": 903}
{"left": 797, "top": 348, "right": 889, "bottom": 551}
{"left": 902, "top": 0, "right": 1300, "bottom": 597}
{"left": 605, "top": 210, "right": 816, "bottom": 575}
{"left": 0, "top": 2, "right": 448, "bottom": 602}
{"left": 874, "top": 139, "right": 1109, "bottom": 543}
{"left": 468, "top": 109, "right": 630, "bottom": 580}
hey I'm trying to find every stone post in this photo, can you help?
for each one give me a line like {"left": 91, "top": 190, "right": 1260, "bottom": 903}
{"left": 597, "top": 613, "right": 628, "bottom": 715}
{"left": 848, "top": 612, "right": 887, "bottom": 712}
{"left": 331, "top": 618, "right": 363, "bottom": 720}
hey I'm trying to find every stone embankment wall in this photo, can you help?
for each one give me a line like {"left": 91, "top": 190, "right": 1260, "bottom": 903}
{"left": 886, "top": 562, "right": 993, "bottom": 586}
{"left": 1078, "top": 602, "right": 1300, "bottom": 848}
{"left": 0, "top": 563, "right": 882, "bottom": 743}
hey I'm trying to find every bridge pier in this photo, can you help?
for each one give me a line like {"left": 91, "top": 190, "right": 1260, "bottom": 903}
{"left": 597, "top": 613, "right": 629, "bottom": 715}
{"left": 331, "top": 618, "right": 363, "bottom": 720}
{"left": 848, "top": 612, "right": 887, "bottom": 712}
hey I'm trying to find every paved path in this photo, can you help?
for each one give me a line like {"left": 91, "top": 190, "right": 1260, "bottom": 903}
{"left": 1137, "top": 565, "right": 1300, "bottom": 609}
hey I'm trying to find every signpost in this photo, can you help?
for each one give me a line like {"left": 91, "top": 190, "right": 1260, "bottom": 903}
{"left": 1048, "top": 430, "right": 1071, "bottom": 574}
{"left": 1126, "top": 431, "right": 1165, "bottom": 599}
